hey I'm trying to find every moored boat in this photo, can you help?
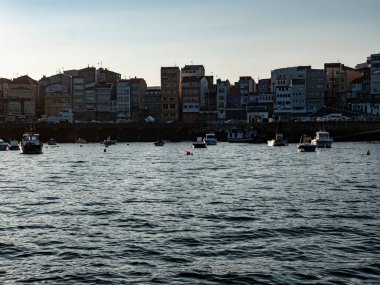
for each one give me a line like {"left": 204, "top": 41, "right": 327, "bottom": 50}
{"left": 0, "top": 139, "right": 8, "bottom": 151}
{"left": 7, "top": 139, "right": 20, "bottom": 150}
{"left": 204, "top": 133, "right": 218, "bottom": 145}
{"left": 47, "top": 138, "right": 58, "bottom": 145}
{"left": 267, "top": 133, "right": 288, "bottom": 146}
{"left": 192, "top": 137, "right": 207, "bottom": 148}
{"left": 227, "top": 128, "right": 257, "bottom": 143}
{"left": 75, "top": 138, "right": 87, "bottom": 144}
{"left": 297, "top": 134, "right": 317, "bottom": 152}
{"left": 154, "top": 139, "right": 165, "bottom": 146}
{"left": 19, "top": 128, "right": 43, "bottom": 154}
{"left": 311, "top": 131, "right": 333, "bottom": 148}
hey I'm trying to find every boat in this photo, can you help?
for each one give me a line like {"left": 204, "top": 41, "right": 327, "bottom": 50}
{"left": 267, "top": 133, "right": 288, "bottom": 146}
{"left": 7, "top": 139, "right": 20, "bottom": 150}
{"left": 19, "top": 128, "right": 43, "bottom": 154}
{"left": 154, "top": 139, "right": 165, "bottom": 146}
{"left": 75, "top": 138, "right": 87, "bottom": 144}
{"left": 311, "top": 130, "right": 333, "bottom": 148}
{"left": 204, "top": 133, "right": 218, "bottom": 145}
{"left": 102, "top": 136, "right": 117, "bottom": 146}
{"left": 227, "top": 128, "right": 257, "bottom": 143}
{"left": 47, "top": 138, "right": 58, "bottom": 145}
{"left": 192, "top": 137, "right": 207, "bottom": 148}
{"left": 297, "top": 134, "right": 317, "bottom": 152}
{"left": 0, "top": 139, "right": 8, "bottom": 151}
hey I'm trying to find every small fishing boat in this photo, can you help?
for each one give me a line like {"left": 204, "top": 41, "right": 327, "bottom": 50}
{"left": 297, "top": 134, "right": 317, "bottom": 152}
{"left": 192, "top": 137, "right": 207, "bottom": 148}
{"left": 7, "top": 139, "right": 19, "bottom": 151}
{"left": 311, "top": 130, "right": 333, "bottom": 148}
{"left": 0, "top": 139, "right": 8, "bottom": 151}
{"left": 19, "top": 127, "right": 43, "bottom": 154}
{"left": 268, "top": 133, "right": 287, "bottom": 146}
{"left": 227, "top": 128, "right": 257, "bottom": 143}
{"left": 154, "top": 139, "right": 165, "bottom": 146}
{"left": 204, "top": 133, "right": 218, "bottom": 145}
{"left": 47, "top": 138, "right": 58, "bottom": 145}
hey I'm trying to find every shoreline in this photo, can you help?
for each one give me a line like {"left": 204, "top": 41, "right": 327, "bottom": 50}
{"left": 0, "top": 121, "right": 379, "bottom": 143}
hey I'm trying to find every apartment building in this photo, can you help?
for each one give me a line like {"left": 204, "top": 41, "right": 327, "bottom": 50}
{"left": 6, "top": 75, "right": 38, "bottom": 119}
{"left": 161, "top": 67, "right": 180, "bottom": 122}
{"left": 116, "top": 80, "right": 131, "bottom": 121}
{"left": 271, "top": 66, "right": 326, "bottom": 117}
{"left": 216, "top": 79, "right": 230, "bottom": 120}
{"left": 145, "top": 86, "right": 161, "bottom": 121}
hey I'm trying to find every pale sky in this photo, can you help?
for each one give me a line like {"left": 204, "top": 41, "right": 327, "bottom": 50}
{"left": 1, "top": 0, "right": 379, "bottom": 86}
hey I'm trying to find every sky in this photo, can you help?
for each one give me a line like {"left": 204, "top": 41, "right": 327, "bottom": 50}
{"left": 0, "top": 0, "right": 379, "bottom": 86}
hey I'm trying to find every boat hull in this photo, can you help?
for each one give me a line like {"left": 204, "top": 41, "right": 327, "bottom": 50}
{"left": 311, "top": 140, "right": 333, "bottom": 148}
{"left": 192, "top": 143, "right": 207, "bottom": 148}
{"left": 297, "top": 144, "right": 317, "bottom": 152}
{"left": 204, "top": 139, "right": 217, "bottom": 145}
{"left": 267, "top": 139, "right": 287, "bottom": 146}
{"left": 19, "top": 143, "right": 43, "bottom": 154}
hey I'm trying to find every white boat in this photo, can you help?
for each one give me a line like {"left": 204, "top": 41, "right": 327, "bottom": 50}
{"left": 204, "top": 133, "right": 218, "bottom": 145}
{"left": 0, "top": 139, "right": 8, "bottom": 151}
{"left": 297, "top": 134, "right": 317, "bottom": 152}
{"left": 227, "top": 128, "right": 257, "bottom": 143}
{"left": 7, "top": 139, "right": 19, "bottom": 150}
{"left": 19, "top": 128, "right": 43, "bottom": 154}
{"left": 267, "top": 133, "right": 288, "bottom": 146}
{"left": 311, "top": 131, "right": 333, "bottom": 148}
{"left": 192, "top": 137, "right": 207, "bottom": 148}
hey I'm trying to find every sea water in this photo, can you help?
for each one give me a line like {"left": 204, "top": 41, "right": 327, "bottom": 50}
{"left": 0, "top": 142, "right": 379, "bottom": 284}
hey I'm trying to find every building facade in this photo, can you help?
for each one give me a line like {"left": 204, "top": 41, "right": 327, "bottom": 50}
{"left": 161, "top": 67, "right": 180, "bottom": 122}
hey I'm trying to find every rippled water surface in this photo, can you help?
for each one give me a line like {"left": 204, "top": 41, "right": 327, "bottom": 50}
{"left": 1, "top": 142, "right": 380, "bottom": 284}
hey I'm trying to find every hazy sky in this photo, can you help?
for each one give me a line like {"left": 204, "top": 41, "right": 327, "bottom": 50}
{"left": 1, "top": 0, "right": 379, "bottom": 85}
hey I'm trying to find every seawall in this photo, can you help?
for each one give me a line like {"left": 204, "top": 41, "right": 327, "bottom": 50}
{"left": 0, "top": 121, "right": 379, "bottom": 143}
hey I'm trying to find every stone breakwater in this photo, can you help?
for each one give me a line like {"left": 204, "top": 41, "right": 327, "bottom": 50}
{"left": 0, "top": 121, "right": 379, "bottom": 143}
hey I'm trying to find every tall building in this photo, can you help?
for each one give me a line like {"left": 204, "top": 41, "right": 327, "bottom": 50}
{"left": 0, "top": 78, "right": 12, "bottom": 119}
{"left": 129, "top": 77, "right": 147, "bottom": 121}
{"left": 271, "top": 66, "right": 326, "bottom": 117}
{"left": 216, "top": 79, "right": 230, "bottom": 120}
{"left": 237, "top": 76, "right": 256, "bottom": 108}
{"left": 39, "top": 73, "right": 72, "bottom": 116}
{"left": 180, "top": 65, "right": 205, "bottom": 80}
{"left": 181, "top": 76, "right": 209, "bottom": 123}
{"left": 116, "top": 80, "right": 131, "bottom": 120}
{"left": 368, "top": 53, "right": 380, "bottom": 97}
{"left": 145, "top": 86, "right": 161, "bottom": 121}
{"left": 324, "top": 63, "right": 361, "bottom": 108}
{"left": 161, "top": 67, "right": 180, "bottom": 121}
{"left": 72, "top": 77, "right": 85, "bottom": 117}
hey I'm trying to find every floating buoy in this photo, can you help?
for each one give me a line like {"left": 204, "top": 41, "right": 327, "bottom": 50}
{"left": 186, "top": 151, "right": 193, "bottom": 156}
{"left": 366, "top": 150, "right": 370, "bottom": 155}
{"left": 104, "top": 148, "right": 106, "bottom": 152}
